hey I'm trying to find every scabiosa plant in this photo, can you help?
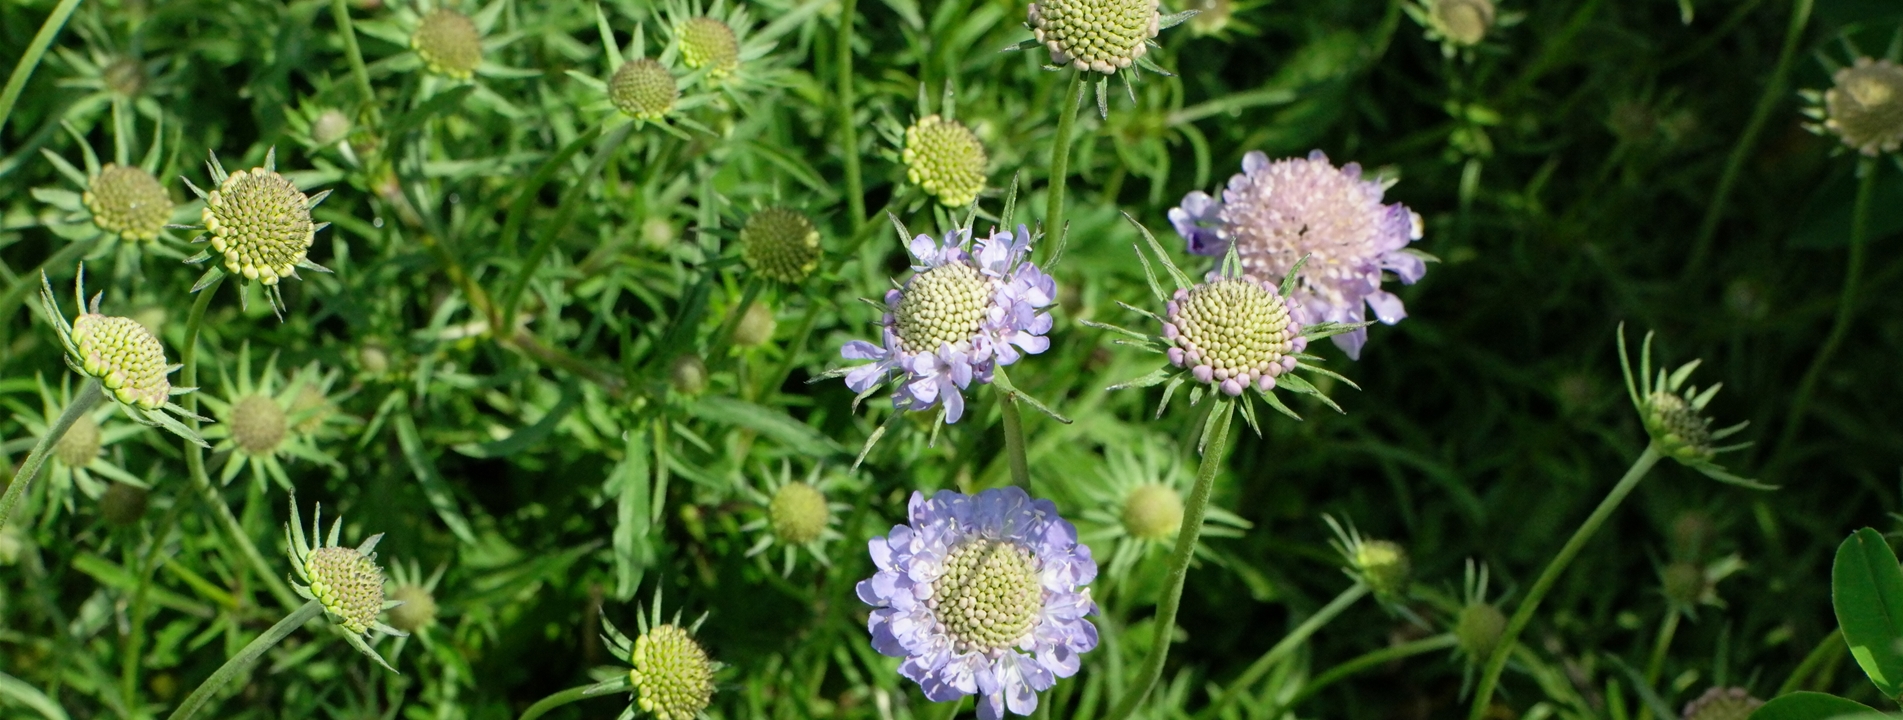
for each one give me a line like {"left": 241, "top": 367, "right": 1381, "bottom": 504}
{"left": 1014, "top": 0, "right": 1194, "bottom": 115}
{"left": 597, "top": 594, "right": 721, "bottom": 720}
{"left": 660, "top": 0, "right": 784, "bottom": 100}
{"left": 1327, "top": 515, "right": 1411, "bottom": 604}
{"left": 34, "top": 270, "right": 205, "bottom": 444}
{"left": 741, "top": 463, "right": 855, "bottom": 575}
{"left": 32, "top": 117, "right": 193, "bottom": 276}
{"left": 858, "top": 487, "right": 1098, "bottom": 719}
{"left": 285, "top": 498, "right": 407, "bottom": 671}
{"left": 1452, "top": 560, "right": 1506, "bottom": 669}
{"left": 1802, "top": 56, "right": 1903, "bottom": 157}
{"left": 838, "top": 224, "right": 1053, "bottom": 424}
{"left": 198, "top": 345, "right": 343, "bottom": 490}
{"left": 739, "top": 206, "right": 821, "bottom": 284}
{"left": 180, "top": 148, "right": 335, "bottom": 317}
{"left": 1074, "top": 435, "right": 1249, "bottom": 583}
{"left": 1617, "top": 329, "right": 1758, "bottom": 486}
{"left": 353, "top": 0, "right": 538, "bottom": 110}
{"left": 902, "top": 115, "right": 989, "bottom": 208}
{"left": 1406, "top": 0, "right": 1510, "bottom": 53}
{"left": 567, "top": 6, "right": 716, "bottom": 138}
{"left": 1169, "top": 150, "right": 1428, "bottom": 359}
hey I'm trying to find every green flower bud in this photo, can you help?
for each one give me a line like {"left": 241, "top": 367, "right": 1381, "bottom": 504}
{"left": 902, "top": 115, "right": 987, "bottom": 208}
{"left": 72, "top": 314, "right": 174, "bottom": 410}
{"left": 896, "top": 262, "right": 995, "bottom": 353}
{"left": 388, "top": 583, "right": 439, "bottom": 634}
{"left": 733, "top": 303, "right": 777, "bottom": 348}
{"left": 201, "top": 166, "right": 317, "bottom": 285}
{"left": 629, "top": 624, "right": 717, "bottom": 720}
{"left": 1644, "top": 391, "right": 1713, "bottom": 462}
{"left": 610, "top": 59, "right": 678, "bottom": 121}
{"left": 642, "top": 216, "right": 678, "bottom": 248}
{"left": 101, "top": 481, "right": 149, "bottom": 526}
{"left": 104, "top": 56, "right": 146, "bottom": 97}
{"left": 670, "top": 354, "right": 709, "bottom": 395}
{"left": 84, "top": 164, "right": 173, "bottom": 242}
{"left": 1455, "top": 601, "right": 1506, "bottom": 661}
{"left": 1353, "top": 540, "right": 1411, "bottom": 600}
{"left": 1661, "top": 561, "right": 1705, "bottom": 608}
{"left": 1824, "top": 58, "right": 1903, "bottom": 156}
{"left": 1027, "top": 0, "right": 1160, "bottom": 74}
{"left": 1430, "top": 0, "right": 1495, "bottom": 46}
{"left": 739, "top": 207, "right": 821, "bottom": 284}
{"left": 768, "top": 481, "right": 830, "bottom": 545}
{"left": 312, "top": 109, "right": 353, "bottom": 146}
{"left": 677, "top": 17, "right": 739, "bottom": 79}
{"left": 1120, "top": 483, "right": 1183, "bottom": 541}
{"left": 358, "top": 343, "right": 392, "bottom": 376}
{"left": 55, "top": 413, "right": 102, "bottom": 468}
{"left": 411, "top": 7, "right": 483, "bottom": 80}
{"left": 1681, "top": 687, "right": 1763, "bottom": 720}
{"left": 1185, "top": 0, "right": 1233, "bottom": 35}
{"left": 305, "top": 545, "right": 388, "bottom": 635}
{"left": 230, "top": 394, "right": 287, "bottom": 455}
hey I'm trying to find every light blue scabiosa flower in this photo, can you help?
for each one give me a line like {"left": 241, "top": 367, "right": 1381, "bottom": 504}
{"left": 839, "top": 225, "right": 1054, "bottom": 424}
{"left": 858, "top": 487, "right": 1098, "bottom": 720}
{"left": 1169, "top": 150, "right": 1428, "bottom": 359}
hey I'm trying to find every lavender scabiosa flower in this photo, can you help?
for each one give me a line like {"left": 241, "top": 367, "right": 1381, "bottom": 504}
{"left": 838, "top": 225, "right": 1054, "bottom": 424}
{"left": 1169, "top": 150, "right": 1427, "bottom": 359}
{"left": 858, "top": 487, "right": 1098, "bottom": 720}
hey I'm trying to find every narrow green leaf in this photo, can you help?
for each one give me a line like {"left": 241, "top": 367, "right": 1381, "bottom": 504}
{"left": 1747, "top": 692, "right": 1878, "bottom": 720}
{"left": 1833, "top": 527, "right": 1903, "bottom": 701}
{"left": 686, "top": 396, "right": 843, "bottom": 456}
{"left": 395, "top": 403, "right": 480, "bottom": 545}
{"left": 0, "top": 670, "right": 68, "bottom": 720}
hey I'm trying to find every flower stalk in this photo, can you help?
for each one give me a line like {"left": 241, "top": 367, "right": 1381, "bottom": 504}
{"left": 1044, "top": 72, "right": 1084, "bottom": 254}
{"left": 0, "top": 0, "right": 83, "bottom": 139}
{"left": 0, "top": 377, "right": 104, "bottom": 532}
{"left": 166, "top": 600, "right": 324, "bottom": 720}
{"left": 516, "top": 677, "right": 633, "bottom": 720}
{"left": 1467, "top": 443, "right": 1664, "bottom": 720}
{"left": 837, "top": 0, "right": 865, "bottom": 232}
{"left": 1199, "top": 581, "right": 1372, "bottom": 720}
{"left": 999, "top": 392, "right": 1031, "bottom": 490}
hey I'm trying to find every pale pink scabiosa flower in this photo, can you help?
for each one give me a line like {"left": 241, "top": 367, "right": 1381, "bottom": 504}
{"left": 859, "top": 487, "right": 1097, "bottom": 720}
{"left": 839, "top": 225, "right": 1054, "bottom": 423}
{"left": 1169, "top": 150, "right": 1427, "bottom": 359}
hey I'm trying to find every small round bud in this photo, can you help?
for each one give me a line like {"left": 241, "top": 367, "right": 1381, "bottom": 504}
{"left": 290, "top": 383, "right": 334, "bottom": 435}
{"left": 1455, "top": 601, "right": 1506, "bottom": 661}
{"left": 201, "top": 166, "right": 316, "bottom": 286}
{"left": 1681, "top": 687, "right": 1763, "bottom": 720}
{"left": 670, "top": 354, "right": 709, "bottom": 395}
{"left": 610, "top": 59, "right": 678, "bottom": 121}
{"left": 902, "top": 115, "right": 987, "bottom": 208}
{"left": 1185, "top": 0, "right": 1232, "bottom": 35}
{"left": 1661, "top": 562, "right": 1705, "bottom": 608}
{"left": 1430, "top": 0, "right": 1495, "bottom": 46}
{"left": 55, "top": 414, "right": 102, "bottom": 468}
{"left": 1027, "top": 0, "right": 1160, "bottom": 74}
{"left": 1644, "top": 391, "right": 1714, "bottom": 462}
{"left": 84, "top": 164, "right": 173, "bottom": 242}
{"left": 311, "top": 109, "right": 353, "bottom": 146}
{"left": 733, "top": 303, "right": 777, "bottom": 348}
{"left": 1120, "top": 483, "right": 1184, "bottom": 541}
{"left": 768, "top": 481, "right": 830, "bottom": 545}
{"left": 739, "top": 207, "right": 821, "bottom": 284}
{"left": 101, "top": 482, "right": 149, "bottom": 526}
{"left": 895, "top": 262, "right": 996, "bottom": 353}
{"left": 1353, "top": 540, "right": 1411, "bottom": 600}
{"left": 642, "top": 216, "right": 678, "bottom": 248}
{"left": 629, "top": 624, "right": 717, "bottom": 720}
{"left": 388, "top": 584, "right": 439, "bottom": 633}
{"left": 104, "top": 56, "right": 146, "bottom": 97}
{"left": 1823, "top": 58, "right": 1903, "bottom": 156}
{"left": 358, "top": 343, "right": 392, "bottom": 376}
{"left": 229, "top": 394, "right": 288, "bottom": 455}
{"left": 304, "top": 546, "right": 387, "bottom": 635}
{"left": 677, "top": 17, "right": 740, "bottom": 79}
{"left": 411, "top": 7, "right": 483, "bottom": 80}
{"left": 71, "top": 314, "right": 174, "bottom": 410}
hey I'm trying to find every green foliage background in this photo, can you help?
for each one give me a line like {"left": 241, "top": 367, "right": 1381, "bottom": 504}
{"left": 1, "top": 0, "right": 1901, "bottom": 717}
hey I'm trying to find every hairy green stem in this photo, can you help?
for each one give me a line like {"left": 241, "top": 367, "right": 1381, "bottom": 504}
{"left": 516, "top": 677, "right": 632, "bottom": 720}
{"left": 0, "top": 377, "right": 102, "bottom": 532}
{"left": 1043, "top": 73, "right": 1083, "bottom": 248}
{"left": 836, "top": 0, "right": 864, "bottom": 232}
{"left": 1197, "top": 582, "right": 1372, "bottom": 720}
{"left": 1680, "top": 0, "right": 1813, "bottom": 276}
{"left": 1635, "top": 610, "right": 1681, "bottom": 720}
{"left": 1777, "top": 628, "right": 1844, "bottom": 695}
{"left": 1469, "top": 444, "right": 1663, "bottom": 720}
{"left": 0, "top": 0, "right": 84, "bottom": 140}
{"left": 328, "top": 0, "right": 378, "bottom": 123}
{"left": 999, "top": 393, "right": 1030, "bottom": 490}
{"left": 1103, "top": 402, "right": 1234, "bottom": 720}
{"left": 166, "top": 600, "right": 323, "bottom": 720}
{"left": 1266, "top": 633, "right": 1458, "bottom": 716}
{"left": 501, "top": 122, "right": 635, "bottom": 324}
{"left": 1770, "top": 158, "right": 1879, "bottom": 473}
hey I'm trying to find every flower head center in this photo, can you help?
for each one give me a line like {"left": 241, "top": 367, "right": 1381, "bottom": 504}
{"left": 55, "top": 414, "right": 102, "bottom": 468}
{"left": 629, "top": 624, "right": 716, "bottom": 720}
{"left": 768, "top": 481, "right": 830, "bottom": 545}
{"left": 1166, "top": 278, "right": 1299, "bottom": 392}
{"left": 72, "top": 314, "right": 172, "bottom": 410}
{"left": 231, "top": 394, "right": 287, "bottom": 455}
{"left": 740, "top": 207, "right": 821, "bottom": 284}
{"left": 1825, "top": 59, "right": 1903, "bottom": 155}
{"left": 610, "top": 58, "right": 678, "bottom": 120}
{"left": 389, "top": 584, "right": 439, "bottom": 633}
{"left": 902, "top": 115, "right": 987, "bottom": 208}
{"left": 85, "top": 164, "right": 172, "bottom": 241}
{"left": 678, "top": 17, "right": 740, "bottom": 77}
{"left": 202, "top": 168, "right": 314, "bottom": 285}
{"left": 1645, "top": 391, "right": 1713, "bottom": 459}
{"left": 411, "top": 8, "right": 483, "bottom": 79}
{"left": 1028, "top": 0, "right": 1161, "bottom": 74}
{"left": 305, "top": 546, "right": 385, "bottom": 635}
{"left": 895, "top": 263, "right": 996, "bottom": 354}
{"left": 1121, "top": 484, "right": 1183, "bottom": 540}
{"left": 929, "top": 538, "right": 1044, "bottom": 654}
{"left": 1432, "top": 0, "right": 1494, "bottom": 45}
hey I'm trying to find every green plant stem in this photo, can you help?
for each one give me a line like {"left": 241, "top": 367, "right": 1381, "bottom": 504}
{"left": 1635, "top": 610, "right": 1681, "bottom": 720}
{"left": 500, "top": 122, "right": 635, "bottom": 325}
{"left": 1167, "top": 87, "right": 1300, "bottom": 126}
{"left": 835, "top": 0, "right": 864, "bottom": 232}
{"left": 0, "top": 377, "right": 102, "bottom": 532}
{"left": 0, "top": 238, "right": 95, "bottom": 330}
{"left": 1776, "top": 628, "right": 1845, "bottom": 695}
{"left": 328, "top": 0, "right": 378, "bottom": 123}
{"left": 180, "top": 275, "right": 298, "bottom": 611}
{"left": 1264, "top": 633, "right": 1458, "bottom": 717}
{"left": 166, "top": 600, "right": 322, "bottom": 720}
{"left": 123, "top": 494, "right": 192, "bottom": 709}
{"left": 1469, "top": 444, "right": 1664, "bottom": 720}
{"left": 1770, "top": 158, "right": 1879, "bottom": 474}
{"left": 706, "top": 278, "right": 764, "bottom": 362}
{"left": 0, "top": 0, "right": 83, "bottom": 140}
{"left": 760, "top": 299, "right": 822, "bottom": 398}
{"left": 1680, "top": 0, "right": 1813, "bottom": 276}
{"left": 1043, "top": 72, "right": 1083, "bottom": 245}
{"left": 1103, "top": 402, "right": 1234, "bottom": 720}
{"left": 999, "top": 393, "right": 1030, "bottom": 490}
{"left": 516, "top": 677, "right": 632, "bottom": 720}
{"left": 1197, "top": 582, "right": 1373, "bottom": 720}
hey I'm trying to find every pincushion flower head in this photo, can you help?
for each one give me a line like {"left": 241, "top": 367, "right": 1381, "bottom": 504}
{"left": 902, "top": 115, "right": 989, "bottom": 208}
{"left": 285, "top": 498, "right": 406, "bottom": 672}
{"left": 1075, "top": 435, "right": 1248, "bottom": 582}
{"left": 740, "top": 462, "right": 856, "bottom": 576}
{"left": 837, "top": 224, "right": 1054, "bottom": 424}
{"left": 33, "top": 117, "right": 194, "bottom": 274}
{"left": 858, "top": 487, "right": 1099, "bottom": 720}
{"left": 739, "top": 206, "right": 822, "bottom": 284}
{"left": 1801, "top": 54, "right": 1903, "bottom": 157}
{"left": 567, "top": 6, "right": 717, "bottom": 140}
{"left": 1405, "top": 0, "right": 1512, "bottom": 55}
{"left": 1169, "top": 150, "right": 1429, "bottom": 359}
{"left": 385, "top": 558, "right": 447, "bottom": 649}
{"left": 660, "top": 0, "right": 784, "bottom": 102}
{"left": 38, "top": 270, "right": 206, "bottom": 447}
{"left": 353, "top": 0, "right": 538, "bottom": 112}
{"left": 1326, "top": 515, "right": 1410, "bottom": 604}
{"left": 198, "top": 344, "right": 343, "bottom": 491}
{"left": 600, "top": 593, "right": 721, "bottom": 720}
{"left": 1617, "top": 327, "right": 1764, "bottom": 488}
{"left": 180, "top": 148, "right": 335, "bottom": 317}
{"left": 1013, "top": 0, "right": 1195, "bottom": 115}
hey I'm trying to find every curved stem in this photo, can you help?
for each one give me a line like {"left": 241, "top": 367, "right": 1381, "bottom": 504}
{"left": 1776, "top": 628, "right": 1844, "bottom": 696}
{"left": 1680, "top": 0, "right": 1813, "bottom": 276}
{"left": 835, "top": 0, "right": 864, "bottom": 233}
{"left": 166, "top": 600, "right": 323, "bottom": 720}
{"left": 501, "top": 123, "right": 635, "bottom": 325}
{"left": 1197, "top": 582, "right": 1372, "bottom": 720}
{"left": 1103, "top": 402, "right": 1234, "bottom": 720}
{"left": 0, "top": 377, "right": 103, "bottom": 532}
{"left": 1635, "top": 610, "right": 1681, "bottom": 720}
{"left": 328, "top": 0, "right": 378, "bottom": 124}
{"left": 1042, "top": 73, "right": 1084, "bottom": 248}
{"left": 516, "top": 677, "right": 632, "bottom": 720}
{"left": 0, "top": 0, "right": 83, "bottom": 139}
{"left": 999, "top": 393, "right": 1030, "bottom": 490}
{"left": 1265, "top": 633, "right": 1458, "bottom": 717}
{"left": 1770, "top": 158, "right": 1879, "bottom": 473}
{"left": 1469, "top": 444, "right": 1663, "bottom": 720}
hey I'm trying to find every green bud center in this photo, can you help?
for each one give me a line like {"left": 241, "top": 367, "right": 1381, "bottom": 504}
{"left": 895, "top": 263, "right": 995, "bottom": 354}
{"left": 902, "top": 115, "right": 987, "bottom": 208}
{"left": 610, "top": 58, "right": 679, "bottom": 120}
{"left": 55, "top": 413, "right": 102, "bottom": 468}
{"left": 231, "top": 394, "right": 287, "bottom": 455}
{"left": 305, "top": 546, "right": 386, "bottom": 635}
{"left": 1028, "top": 0, "right": 1161, "bottom": 74}
{"left": 678, "top": 17, "right": 739, "bottom": 77}
{"left": 412, "top": 8, "right": 483, "bottom": 79}
{"left": 85, "top": 164, "right": 173, "bottom": 241}
{"left": 768, "top": 481, "right": 830, "bottom": 545}
{"left": 1121, "top": 483, "right": 1183, "bottom": 541}
{"left": 203, "top": 167, "right": 314, "bottom": 285}
{"left": 389, "top": 584, "right": 439, "bottom": 633}
{"left": 1171, "top": 279, "right": 1295, "bottom": 377}
{"left": 740, "top": 207, "right": 821, "bottom": 284}
{"left": 72, "top": 314, "right": 172, "bottom": 410}
{"left": 929, "top": 538, "right": 1045, "bottom": 654}
{"left": 629, "top": 624, "right": 716, "bottom": 720}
